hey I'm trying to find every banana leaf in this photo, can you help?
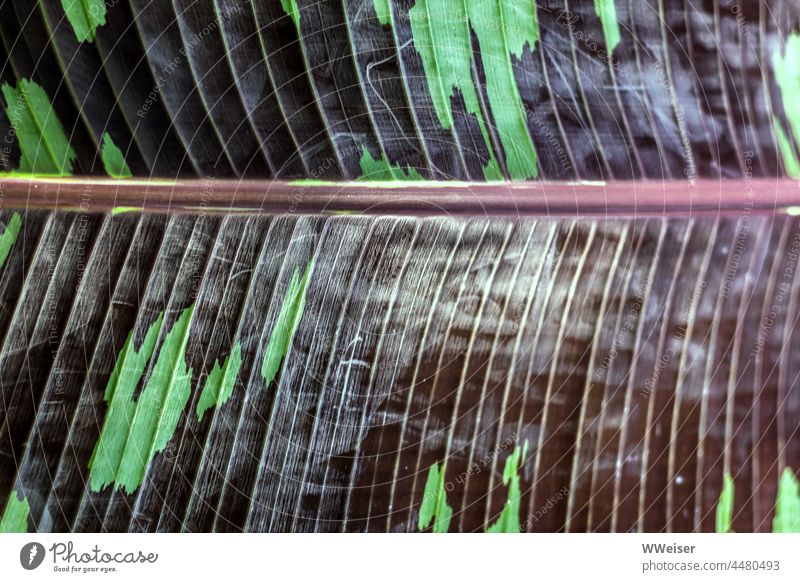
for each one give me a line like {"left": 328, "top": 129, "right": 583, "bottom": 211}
{"left": 1, "top": 0, "right": 800, "bottom": 532}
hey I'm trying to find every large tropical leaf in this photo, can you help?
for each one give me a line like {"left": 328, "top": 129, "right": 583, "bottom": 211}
{"left": 0, "top": 207, "right": 795, "bottom": 532}
{"left": 0, "top": 0, "right": 797, "bottom": 179}
{"left": 1, "top": 1, "right": 800, "bottom": 533}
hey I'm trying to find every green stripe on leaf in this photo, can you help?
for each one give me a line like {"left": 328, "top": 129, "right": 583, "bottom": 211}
{"left": 196, "top": 343, "right": 243, "bottom": 421}
{"left": 418, "top": 462, "right": 453, "bottom": 533}
{"left": 89, "top": 306, "right": 195, "bottom": 494}
{"left": 594, "top": 0, "right": 621, "bottom": 53}
{"left": 486, "top": 441, "right": 527, "bottom": 533}
{"left": 281, "top": 0, "right": 301, "bottom": 30}
{"left": 0, "top": 212, "right": 21, "bottom": 270}
{"left": 773, "top": 33, "right": 800, "bottom": 179}
{"left": 61, "top": 0, "right": 107, "bottom": 43}
{"left": 773, "top": 468, "right": 800, "bottom": 533}
{"left": 1, "top": 80, "right": 76, "bottom": 176}
{"left": 775, "top": 118, "right": 800, "bottom": 179}
{"left": 262, "top": 260, "right": 314, "bottom": 385}
{"left": 102, "top": 133, "right": 132, "bottom": 179}
{"left": 373, "top": 0, "right": 391, "bottom": 25}
{"left": 408, "top": 0, "right": 539, "bottom": 179}
{"left": 0, "top": 491, "right": 30, "bottom": 533}
{"left": 358, "top": 148, "right": 423, "bottom": 181}
{"left": 715, "top": 473, "right": 734, "bottom": 533}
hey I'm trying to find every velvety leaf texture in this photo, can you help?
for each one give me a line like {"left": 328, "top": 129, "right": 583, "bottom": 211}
{"left": 0, "top": 1, "right": 795, "bottom": 179}
{"left": 0, "top": 211, "right": 795, "bottom": 533}
{"left": 0, "top": 1, "right": 800, "bottom": 536}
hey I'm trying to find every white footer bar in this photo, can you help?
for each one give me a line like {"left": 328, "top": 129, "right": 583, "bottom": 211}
{"left": 1, "top": 533, "right": 798, "bottom": 581}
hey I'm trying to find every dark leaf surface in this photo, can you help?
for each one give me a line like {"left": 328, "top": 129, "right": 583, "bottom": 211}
{"left": 0, "top": 1, "right": 798, "bottom": 179}
{"left": 1, "top": 1, "right": 800, "bottom": 534}
{"left": 0, "top": 209, "right": 797, "bottom": 532}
